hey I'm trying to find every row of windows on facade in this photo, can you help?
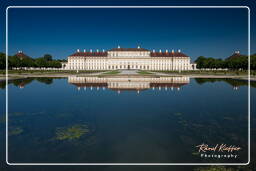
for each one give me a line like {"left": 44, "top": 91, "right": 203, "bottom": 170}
{"left": 69, "top": 65, "right": 190, "bottom": 70}
{"left": 68, "top": 59, "right": 189, "bottom": 62}
{"left": 70, "top": 61, "right": 189, "bottom": 64}
{"left": 70, "top": 60, "right": 189, "bottom": 63}
{"left": 69, "top": 63, "right": 190, "bottom": 66}
{"left": 109, "top": 53, "right": 150, "bottom": 57}
{"left": 69, "top": 77, "right": 188, "bottom": 82}
{"left": 69, "top": 59, "right": 189, "bottom": 61}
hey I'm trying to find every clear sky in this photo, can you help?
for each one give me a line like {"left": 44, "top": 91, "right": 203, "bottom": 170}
{"left": 1, "top": 0, "right": 254, "bottom": 61}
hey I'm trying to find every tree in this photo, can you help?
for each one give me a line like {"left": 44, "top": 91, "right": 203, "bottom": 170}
{"left": 0, "top": 53, "right": 6, "bottom": 69}
{"left": 225, "top": 55, "right": 248, "bottom": 70}
{"left": 48, "top": 60, "right": 62, "bottom": 68}
{"left": 8, "top": 55, "right": 22, "bottom": 68}
{"left": 251, "top": 54, "right": 256, "bottom": 70}
{"left": 35, "top": 57, "right": 48, "bottom": 67}
{"left": 20, "top": 57, "right": 35, "bottom": 67}
{"left": 195, "top": 56, "right": 206, "bottom": 69}
{"left": 43, "top": 54, "right": 53, "bottom": 61}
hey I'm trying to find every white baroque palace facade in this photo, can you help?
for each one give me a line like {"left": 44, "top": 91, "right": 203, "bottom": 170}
{"left": 63, "top": 46, "right": 196, "bottom": 71}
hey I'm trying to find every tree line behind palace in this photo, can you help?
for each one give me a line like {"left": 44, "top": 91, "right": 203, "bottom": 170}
{"left": 0, "top": 51, "right": 255, "bottom": 70}
{"left": 0, "top": 52, "right": 65, "bottom": 69}
{"left": 195, "top": 51, "right": 256, "bottom": 70}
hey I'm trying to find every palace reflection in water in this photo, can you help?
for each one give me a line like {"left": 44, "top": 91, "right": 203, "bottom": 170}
{"left": 0, "top": 76, "right": 253, "bottom": 90}
{"left": 68, "top": 76, "right": 190, "bottom": 93}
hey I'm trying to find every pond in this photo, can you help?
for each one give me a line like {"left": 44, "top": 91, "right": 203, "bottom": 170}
{"left": 0, "top": 76, "right": 253, "bottom": 164}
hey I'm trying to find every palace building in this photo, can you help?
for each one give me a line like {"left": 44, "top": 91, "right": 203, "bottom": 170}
{"left": 63, "top": 46, "right": 196, "bottom": 71}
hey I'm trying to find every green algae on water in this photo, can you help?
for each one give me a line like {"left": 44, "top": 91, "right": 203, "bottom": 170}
{"left": 174, "top": 112, "right": 182, "bottom": 116}
{"left": 9, "top": 112, "right": 24, "bottom": 117}
{"left": 194, "top": 166, "right": 238, "bottom": 171}
{"left": 0, "top": 115, "right": 5, "bottom": 124}
{"left": 56, "top": 124, "right": 90, "bottom": 140}
{"left": 192, "top": 151, "right": 200, "bottom": 156}
{"left": 9, "top": 127, "right": 23, "bottom": 136}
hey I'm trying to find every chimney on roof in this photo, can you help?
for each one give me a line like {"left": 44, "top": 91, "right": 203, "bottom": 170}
{"left": 118, "top": 45, "right": 120, "bottom": 49}
{"left": 172, "top": 49, "right": 174, "bottom": 53}
{"left": 159, "top": 49, "right": 162, "bottom": 53}
{"left": 96, "top": 49, "right": 99, "bottom": 52}
{"left": 235, "top": 50, "right": 240, "bottom": 54}
{"left": 90, "top": 49, "right": 92, "bottom": 53}
{"left": 153, "top": 49, "right": 155, "bottom": 53}
{"left": 137, "top": 45, "right": 140, "bottom": 49}
{"left": 84, "top": 49, "right": 86, "bottom": 52}
{"left": 77, "top": 49, "right": 80, "bottom": 52}
{"left": 178, "top": 49, "right": 181, "bottom": 53}
{"left": 165, "top": 49, "right": 168, "bottom": 53}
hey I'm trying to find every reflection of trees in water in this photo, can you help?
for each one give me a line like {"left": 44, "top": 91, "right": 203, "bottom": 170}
{"left": 195, "top": 78, "right": 256, "bottom": 88}
{"left": 35, "top": 77, "right": 54, "bottom": 84}
{"left": 0, "top": 81, "right": 6, "bottom": 89}
{"left": 0, "top": 77, "right": 64, "bottom": 89}
{"left": 12, "top": 78, "right": 34, "bottom": 87}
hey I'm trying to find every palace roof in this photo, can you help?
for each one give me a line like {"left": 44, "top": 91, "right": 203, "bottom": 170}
{"left": 14, "top": 51, "right": 31, "bottom": 59}
{"left": 150, "top": 83, "right": 188, "bottom": 87}
{"left": 71, "top": 83, "right": 108, "bottom": 87}
{"left": 150, "top": 52, "right": 188, "bottom": 57}
{"left": 69, "top": 52, "right": 108, "bottom": 57}
{"left": 226, "top": 51, "right": 245, "bottom": 60}
{"left": 69, "top": 49, "right": 189, "bottom": 57}
{"left": 108, "top": 48, "right": 150, "bottom": 51}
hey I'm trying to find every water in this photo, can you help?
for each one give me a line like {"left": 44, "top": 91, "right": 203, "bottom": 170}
{"left": 0, "top": 76, "right": 253, "bottom": 164}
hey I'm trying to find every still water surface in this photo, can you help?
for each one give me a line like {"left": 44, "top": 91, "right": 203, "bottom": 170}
{"left": 0, "top": 76, "right": 252, "bottom": 163}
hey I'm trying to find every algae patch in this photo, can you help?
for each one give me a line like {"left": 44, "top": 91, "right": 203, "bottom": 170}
{"left": 0, "top": 115, "right": 5, "bottom": 124}
{"left": 55, "top": 124, "right": 89, "bottom": 140}
{"left": 174, "top": 112, "right": 182, "bottom": 116}
{"left": 9, "top": 127, "right": 23, "bottom": 136}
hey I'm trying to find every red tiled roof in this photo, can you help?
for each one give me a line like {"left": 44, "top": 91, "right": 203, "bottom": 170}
{"left": 226, "top": 53, "right": 244, "bottom": 60}
{"left": 109, "top": 88, "right": 148, "bottom": 91}
{"left": 150, "top": 83, "right": 188, "bottom": 87}
{"left": 14, "top": 52, "right": 30, "bottom": 59}
{"left": 69, "top": 52, "right": 108, "bottom": 57}
{"left": 71, "top": 83, "right": 108, "bottom": 87}
{"left": 69, "top": 49, "right": 189, "bottom": 57}
{"left": 108, "top": 48, "right": 150, "bottom": 51}
{"left": 150, "top": 52, "right": 188, "bottom": 57}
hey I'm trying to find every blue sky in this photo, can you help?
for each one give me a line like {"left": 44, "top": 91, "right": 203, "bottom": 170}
{"left": 1, "top": 0, "right": 255, "bottom": 61}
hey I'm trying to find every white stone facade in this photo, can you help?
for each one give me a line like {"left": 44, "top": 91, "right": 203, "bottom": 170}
{"left": 63, "top": 47, "right": 195, "bottom": 71}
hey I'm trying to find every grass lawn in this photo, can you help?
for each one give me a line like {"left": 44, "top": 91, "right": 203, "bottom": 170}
{"left": 102, "top": 70, "right": 120, "bottom": 75}
{"left": 0, "top": 70, "right": 105, "bottom": 75}
{"left": 137, "top": 70, "right": 152, "bottom": 75}
{"left": 153, "top": 70, "right": 255, "bottom": 76}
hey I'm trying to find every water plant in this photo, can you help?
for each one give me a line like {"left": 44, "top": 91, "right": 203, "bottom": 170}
{"left": 192, "top": 151, "right": 200, "bottom": 156}
{"left": 0, "top": 115, "right": 5, "bottom": 124}
{"left": 55, "top": 124, "right": 90, "bottom": 140}
{"left": 194, "top": 166, "right": 238, "bottom": 171}
{"left": 9, "top": 127, "right": 23, "bottom": 136}
{"left": 174, "top": 112, "right": 182, "bottom": 116}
